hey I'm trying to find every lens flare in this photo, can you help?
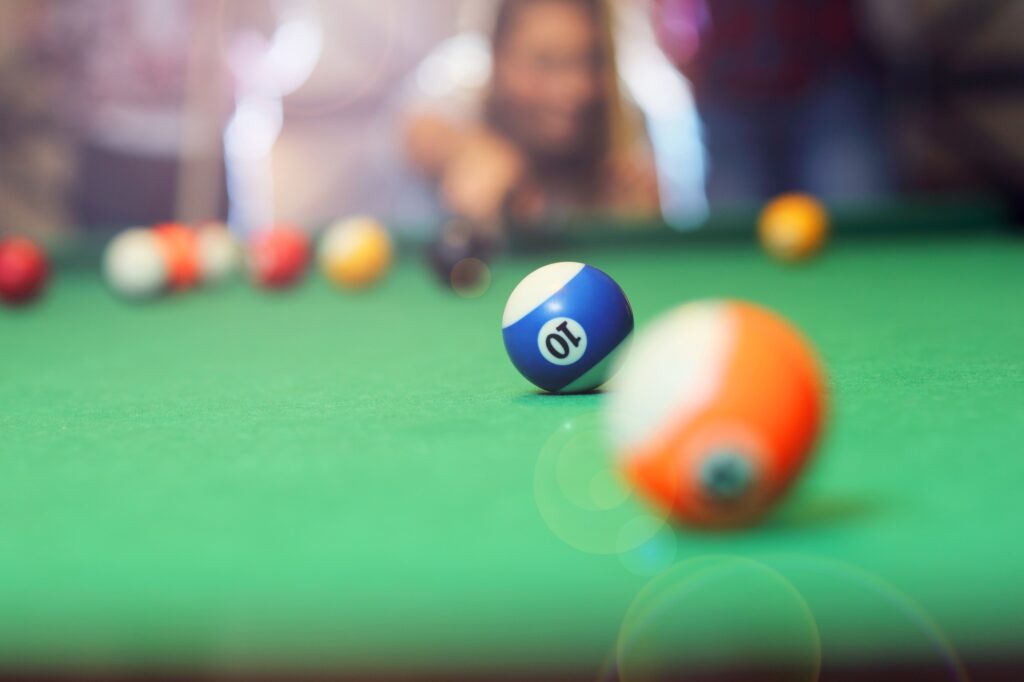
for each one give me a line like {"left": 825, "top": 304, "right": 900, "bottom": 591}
{"left": 614, "top": 556, "right": 821, "bottom": 682}
{"left": 534, "top": 413, "right": 672, "bottom": 556}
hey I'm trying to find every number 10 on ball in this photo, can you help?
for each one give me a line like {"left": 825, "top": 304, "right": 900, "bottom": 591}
{"left": 502, "top": 262, "right": 634, "bottom": 394}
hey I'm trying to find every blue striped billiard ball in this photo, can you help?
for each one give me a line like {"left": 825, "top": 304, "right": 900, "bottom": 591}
{"left": 502, "top": 262, "right": 634, "bottom": 393}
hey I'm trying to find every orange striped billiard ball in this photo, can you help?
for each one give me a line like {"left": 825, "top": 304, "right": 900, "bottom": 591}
{"left": 152, "top": 223, "right": 201, "bottom": 290}
{"left": 607, "top": 301, "right": 825, "bottom": 528}
{"left": 758, "top": 193, "right": 829, "bottom": 262}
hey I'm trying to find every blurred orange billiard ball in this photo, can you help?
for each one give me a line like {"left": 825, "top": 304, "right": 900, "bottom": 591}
{"left": 758, "top": 193, "right": 829, "bottom": 263}
{"left": 607, "top": 301, "right": 826, "bottom": 528}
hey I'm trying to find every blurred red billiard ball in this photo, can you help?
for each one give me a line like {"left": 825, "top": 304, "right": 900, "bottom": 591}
{"left": 0, "top": 236, "right": 49, "bottom": 306}
{"left": 248, "top": 225, "right": 310, "bottom": 289}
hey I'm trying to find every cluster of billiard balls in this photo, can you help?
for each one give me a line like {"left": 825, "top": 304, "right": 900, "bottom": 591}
{"left": 103, "top": 222, "right": 240, "bottom": 299}
{"left": 102, "top": 217, "right": 394, "bottom": 300}
{"left": 501, "top": 193, "right": 830, "bottom": 528}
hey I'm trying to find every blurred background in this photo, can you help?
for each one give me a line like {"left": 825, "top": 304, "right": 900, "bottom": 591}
{"left": 1, "top": 0, "right": 1022, "bottom": 242}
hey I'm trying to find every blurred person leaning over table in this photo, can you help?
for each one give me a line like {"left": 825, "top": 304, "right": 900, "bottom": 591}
{"left": 404, "top": 0, "right": 662, "bottom": 238}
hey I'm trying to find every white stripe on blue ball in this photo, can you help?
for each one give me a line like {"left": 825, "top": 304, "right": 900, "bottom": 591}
{"left": 502, "top": 262, "right": 586, "bottom": 328}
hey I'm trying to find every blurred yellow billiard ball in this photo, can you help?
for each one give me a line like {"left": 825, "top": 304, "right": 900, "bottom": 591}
{"left": 758, "top": 193, "right": 830, "bottom": 263}
{"left": 319, "top": 216, "right": 394, "bottom": 289}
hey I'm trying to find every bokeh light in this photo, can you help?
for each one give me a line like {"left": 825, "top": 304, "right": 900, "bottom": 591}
{"left": 416, "top": 32, "right": 492, "bottom": 99}
{"left": 616, "top": 518, "right": 678, "bottom": 578}
{"left": 450, "top": 257, "right": 492, "bottom": 298}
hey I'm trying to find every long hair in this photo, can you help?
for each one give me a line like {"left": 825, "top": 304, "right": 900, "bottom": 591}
{"left": 485, "top": 0, "right": 627, "bottom": 197}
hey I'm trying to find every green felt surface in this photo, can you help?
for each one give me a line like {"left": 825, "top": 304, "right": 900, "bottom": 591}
{"left": 1, "top": 228, "right": 1023, "bottom": 675}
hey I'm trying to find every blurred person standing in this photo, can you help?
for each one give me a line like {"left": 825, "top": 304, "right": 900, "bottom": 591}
{"left": 654, "top": 0, "right": 894, "bottom": 206}
{"left": 57, "top": 0, "right": 232, "bottom": 228}
{"left": 0, "top": 1, "right": 76, "bottom": 241}
{"left": 4, "top": 0, "right": 454, "bottom": 235}
{"left": 1, "top": 0, "right": 235, "bottom": 232}
{"left": 404, "top": 0, "right": 661, "bottom": 235}
{"left": 864, "top": 1, "right": 1024, "bottom": 214}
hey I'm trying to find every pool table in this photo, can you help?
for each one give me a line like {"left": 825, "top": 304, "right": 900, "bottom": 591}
{"left": 1, "top": 199, "right": 1022, "bottom": 681}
